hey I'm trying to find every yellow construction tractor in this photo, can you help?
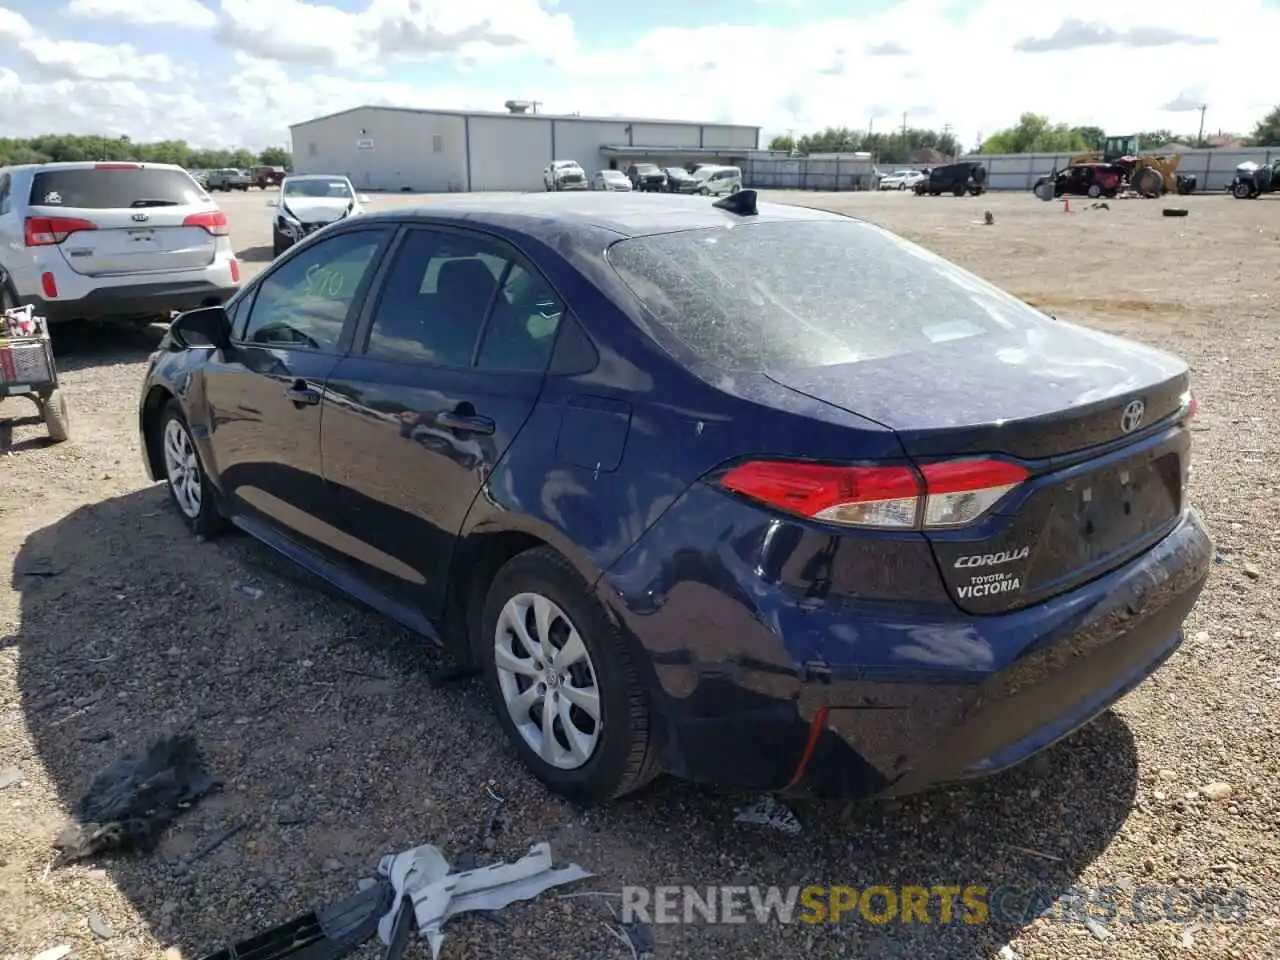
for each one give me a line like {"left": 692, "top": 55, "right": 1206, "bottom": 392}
{"left": 1062, "top": 134, "right": 1195, "bottom": 196}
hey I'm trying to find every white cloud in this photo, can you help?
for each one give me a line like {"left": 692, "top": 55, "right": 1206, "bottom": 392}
{"left": 0, "top": 0, "right": 1277, "bottom": 151}
{"left": 0, "top": 6, "right": 177, "bottom": 82}
{"left": 67, "top": 0, "right": 216, "bottom": 29}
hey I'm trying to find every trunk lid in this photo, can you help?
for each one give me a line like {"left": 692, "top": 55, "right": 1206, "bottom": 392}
{"left": 29, "top": 166, "right": 217, "bottom": 278}
{"left": 766, "top": 326, "right": 1191, "bottom": 614}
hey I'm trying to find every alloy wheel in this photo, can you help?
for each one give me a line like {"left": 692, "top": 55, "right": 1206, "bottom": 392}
{"left": 162, "top": 418, "right": 203, "bottom": 519}
{"left": 494, "top": 591, "right": 601, "bottom": 770}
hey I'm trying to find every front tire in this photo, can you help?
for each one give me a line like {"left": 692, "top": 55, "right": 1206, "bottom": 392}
{"left": 157, "top": 400, "right": 228, "bottom": 537}
{"left": 1232, "top": 181, "right": 1252, "bottom": 200}
{"left": 480, "top": 546, "right": 658, "bottom": 804}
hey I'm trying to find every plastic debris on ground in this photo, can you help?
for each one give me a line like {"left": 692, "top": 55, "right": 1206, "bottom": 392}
{"left": 53, "top": 734, "right": 217, "bottom": 864}
{"left": 376, "top": 841, "right": 592, "bottom": 960}
{"left": 733, "top": 793, "right": 802, "bottom": 835}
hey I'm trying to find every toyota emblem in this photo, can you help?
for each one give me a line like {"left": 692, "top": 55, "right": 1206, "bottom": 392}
{"left": 1120, "top": 399, "right": 1145, "bottom": 433}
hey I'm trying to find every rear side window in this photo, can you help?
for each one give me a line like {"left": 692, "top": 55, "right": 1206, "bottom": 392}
{"left": 606, "top": 220, "right": 1042, "bottom": 371}
{"left": 28, "top": 168, "right": 205, "bottom": 209}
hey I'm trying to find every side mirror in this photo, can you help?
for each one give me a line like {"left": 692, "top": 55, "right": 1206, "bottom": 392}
{"left": 169, "top": 305, "right": 231, "bottom": 350}
{"left": 357, "top": 194, "right": 371, "bottom": 204}
{"left": 265, "top": 198, "right": 278, "bottom": 207}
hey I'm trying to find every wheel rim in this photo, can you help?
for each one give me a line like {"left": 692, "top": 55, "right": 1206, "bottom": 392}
{"left": 494, "top": 592, "right": 601, "bottom": 770}
{"left": 162, "top": 418, "right": 203, "bottom": 519}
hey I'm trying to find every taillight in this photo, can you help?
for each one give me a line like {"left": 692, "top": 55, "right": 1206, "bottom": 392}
{"left": 1181, "top": 390, "right": 1197, "bottom": 420}
{"left": 41, "top": 272, "right": 58, "bottom": 298}
{"left": 25, "top": 216, "right": 97, "bottom": 246}
{"left": 230, "top": 259, "right": 240, "bottom": 283}
{"left": 183, "top": 210, "right": 229, "bottom": 236}
{"left": 717, "top": 457, "right": 1029, "bottom": 530}
{"left": 918, "top": 459, "right": 1029, "bottom": 527}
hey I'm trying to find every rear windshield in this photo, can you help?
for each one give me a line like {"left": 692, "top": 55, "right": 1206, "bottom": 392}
{"left": 606, "top": 220, "right": 1040, "bottom": 371}
{"left": 29, "top": 168, "right": 205, "bottom": 209}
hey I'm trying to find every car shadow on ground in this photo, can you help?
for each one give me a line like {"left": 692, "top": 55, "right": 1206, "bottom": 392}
{"left": 47, "top": 321, "right": 163, "bottom": 367}
{"left": 236, "top": 244, "right": 274, "bottom": 263}
{"left": 13, "top": 488, "right": 1139, "bottom": 959}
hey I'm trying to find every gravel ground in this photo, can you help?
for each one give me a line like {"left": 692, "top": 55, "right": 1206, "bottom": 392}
{"left": 2, "top": 189, "right": 1278, "bottom": 960}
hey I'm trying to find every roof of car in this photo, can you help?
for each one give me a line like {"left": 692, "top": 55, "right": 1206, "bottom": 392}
{"left": 355, "top": 192, "right": 847, "bottom": 240}
{"left": 283, "top": 173, "right": 352, "bottom": 180}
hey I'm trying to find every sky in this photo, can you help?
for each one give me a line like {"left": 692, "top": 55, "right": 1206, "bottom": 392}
{"left": 0, "top": 0, "right": 1277, "bottom": 151}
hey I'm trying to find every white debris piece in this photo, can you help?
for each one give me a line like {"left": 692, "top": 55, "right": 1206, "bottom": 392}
{"left": 32, "top": 947, "right": 72, "bottom": 960}
{"left": 376, "top": 841, "right": 591, "bottom": 960}
{"left": 733, "top": 793, "right": 802, "bottom": 835}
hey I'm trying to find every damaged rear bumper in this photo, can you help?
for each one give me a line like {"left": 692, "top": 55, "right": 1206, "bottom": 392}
{"left": 601, "top": 506, "right": 1213, "bottom": 800}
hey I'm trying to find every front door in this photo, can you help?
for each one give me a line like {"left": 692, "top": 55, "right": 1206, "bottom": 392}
{"left": 319, "top": 226, "right": 565, "bottom": 614}
{"left": 201, "top": 227, "right": 390, "bottom": 548}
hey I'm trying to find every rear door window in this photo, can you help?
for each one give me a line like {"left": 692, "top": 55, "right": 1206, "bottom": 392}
{"left": 28, "top": 167, "right": 206, "bottom": 209}
{"left": 607, "top": 219, "right": 1045, "bottom": 371}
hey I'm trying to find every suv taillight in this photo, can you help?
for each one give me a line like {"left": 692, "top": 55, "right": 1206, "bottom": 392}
{"left": 25, "top": 216, "right": 97, "bottom": 246}
{"left": 717, "top": 458, "right": 1029, "bottom": 530}
{"left": 183, "top": 210, "right": 229, "bottom": 236}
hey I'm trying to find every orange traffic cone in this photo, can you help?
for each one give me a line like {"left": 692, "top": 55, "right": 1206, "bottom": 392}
{"left": 1063, "top": 197, "right": 1071, "bottom": 212}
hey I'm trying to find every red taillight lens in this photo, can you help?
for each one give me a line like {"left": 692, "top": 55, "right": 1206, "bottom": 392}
{"left": 230, "top": 259, "right": 240, "bottom": 283}
{"left": 718, "top": 457, "right": 1028, "bottom": 530}
{"left": 41, "top": 272, "right": 58, "bottom": 298}
{"left": 25, "top": 216, "right": 97, "bottom": 246}
{"left": 183, "top": 210, "right": 229, "bottom": 236}
{"left": 720, "top": 461, "right": 922, "bottom": 529}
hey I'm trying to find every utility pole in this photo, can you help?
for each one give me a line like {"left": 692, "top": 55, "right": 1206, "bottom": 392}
{"left": 1196, "top": 104, "right": 1208, "bottom": 147}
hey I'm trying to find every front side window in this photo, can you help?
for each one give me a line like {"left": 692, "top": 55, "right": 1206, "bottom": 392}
{"left": 241, "top": 230, "right": 384, "bottom": 351}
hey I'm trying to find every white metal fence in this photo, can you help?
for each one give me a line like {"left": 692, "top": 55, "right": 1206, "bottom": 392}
{"left": 744, "top": 146, "right": 1275, "bottom": 193}
{"left": 744, "top": 155, "right": 878, "bottom": 191}
{"left": 957, "top": 147, "right": 1276, "bottom": 193}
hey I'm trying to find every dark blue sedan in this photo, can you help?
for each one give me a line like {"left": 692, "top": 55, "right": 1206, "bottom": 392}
{"left": 137, "top": 191, "right": 1212, "bottom": 804}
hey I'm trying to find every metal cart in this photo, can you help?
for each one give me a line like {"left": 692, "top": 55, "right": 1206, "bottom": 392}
{"left": 0, "top": 305, "right": 70, "bottom": 443}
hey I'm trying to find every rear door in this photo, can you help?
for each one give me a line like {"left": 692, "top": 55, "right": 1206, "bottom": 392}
{"left": 319, "top": 225, "right": 564, "bottom": 615}
{"left": 201, "top": 226, "right": 393, "bottom": 546}
{"left": 27, "top": 165, "right": 217, "bottom": 277}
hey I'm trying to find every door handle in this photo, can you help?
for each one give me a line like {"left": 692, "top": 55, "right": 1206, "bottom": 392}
{"left": 284, "top": 380, "right": 320, "bottom": 406}
{"left": 436, "top": 410, "right": 495, "bottom": 436}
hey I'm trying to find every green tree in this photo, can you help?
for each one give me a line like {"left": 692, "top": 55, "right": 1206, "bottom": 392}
{"left": 979, "top": 113, "right": 1090, "bottom": 154}
{"left": 0, "top": 133, "right": 276, "bottom": 170}
{"left": 785, "top": 125, "right": 959, "bottom": 163}
{"left": 1249, "top": 106, "right": 1280, "bottom": 146}
{"left": 1070, "top": 125, "right": 1105, "bottom": 149}
{"left": 259, "top": 146, "right": 293, "bottom": 167}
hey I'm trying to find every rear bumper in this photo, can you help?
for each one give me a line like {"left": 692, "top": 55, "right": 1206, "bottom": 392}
{"left": 599, "top": 491, "right": 1213, "bottom": 799}
{"left": 25, "top": 281, "right": 240, "bottom": 324}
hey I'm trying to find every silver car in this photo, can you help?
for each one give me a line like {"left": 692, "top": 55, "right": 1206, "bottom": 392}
{"left": 0, "top": 161, "right": 239, "bottom": 325}
{"left": 591, "top": 170, "right": 633, "bottom": 191}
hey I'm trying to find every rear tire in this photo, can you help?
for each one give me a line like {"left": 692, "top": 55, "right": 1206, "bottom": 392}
{"left": 156, "top": 400, "right": 228, "bottom": 537}
{"left": 479, "top": 546, "right": 659, "bottom": 804}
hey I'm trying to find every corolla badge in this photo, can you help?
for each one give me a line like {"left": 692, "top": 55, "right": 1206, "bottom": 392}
{"left": 1120, "top": 399, "right": 1145, "bottom": 434}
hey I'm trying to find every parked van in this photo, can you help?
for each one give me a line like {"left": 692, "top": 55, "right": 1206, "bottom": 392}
{"left": 694, "top": 165, "right": 743, "bottom": 196}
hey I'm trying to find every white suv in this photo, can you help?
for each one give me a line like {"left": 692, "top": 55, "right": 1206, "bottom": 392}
{"left": 0, "top": 161, "right": 240, "bottom": 325}
{"left": 543, "top": 161, "right": 588, "bottom": 191}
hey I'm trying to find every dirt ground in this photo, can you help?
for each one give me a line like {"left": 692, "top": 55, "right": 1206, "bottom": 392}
{"left": 2, "top": 188, "right": 1278, "bottom": 960}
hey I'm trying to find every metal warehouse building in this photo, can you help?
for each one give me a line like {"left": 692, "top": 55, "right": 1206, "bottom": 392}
{"left": 289, "top": 103, "right": 761, "bottom": 193}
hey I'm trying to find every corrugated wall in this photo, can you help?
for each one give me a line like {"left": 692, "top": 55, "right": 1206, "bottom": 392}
{"left": 291, "top": 107, "right": 469, "bottom": 193}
